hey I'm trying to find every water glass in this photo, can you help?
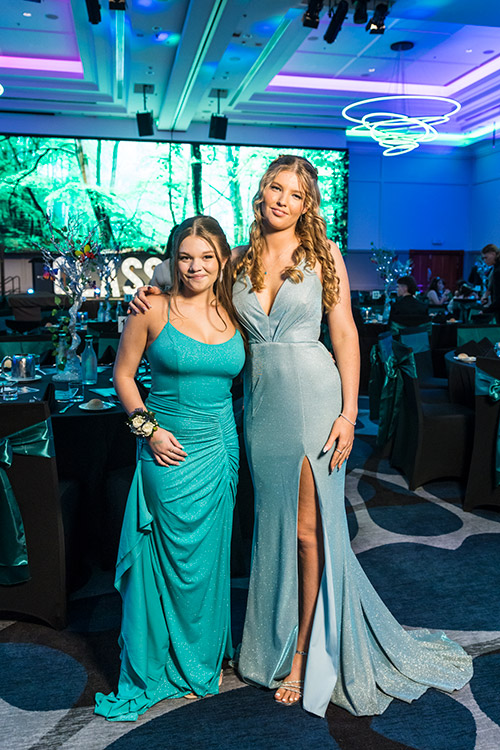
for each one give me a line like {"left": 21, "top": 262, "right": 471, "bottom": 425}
{"left": 67, "top": 381, "right": 84, "bottom": 402}
{"left": 2, "top": 383, "right": 18, "bottom": 401}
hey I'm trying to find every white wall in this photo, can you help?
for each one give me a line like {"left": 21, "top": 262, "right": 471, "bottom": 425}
{"left": 345, "top": 142, "right": 474, "bottom": 290}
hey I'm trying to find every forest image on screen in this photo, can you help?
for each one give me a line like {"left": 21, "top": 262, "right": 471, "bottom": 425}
{"left": 0, "top": 137, "right": 348, "bottom": 254}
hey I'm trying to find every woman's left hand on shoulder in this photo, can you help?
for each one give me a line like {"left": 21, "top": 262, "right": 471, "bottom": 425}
{"left": 323, "top": 416, "right": 355, "bottom": 472}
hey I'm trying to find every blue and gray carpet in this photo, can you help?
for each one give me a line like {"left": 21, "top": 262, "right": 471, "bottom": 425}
{"left": 1, "top": 401, "right": 499, "bottom": 750}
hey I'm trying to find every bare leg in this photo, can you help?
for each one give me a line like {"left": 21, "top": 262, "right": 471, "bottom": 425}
{"left": 275, "top": 458, "right": 324, "bottom": 704}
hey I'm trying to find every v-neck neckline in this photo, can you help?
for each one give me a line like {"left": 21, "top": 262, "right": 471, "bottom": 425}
{"left": 252, "top": 276, "right": 288, "bottom": 318}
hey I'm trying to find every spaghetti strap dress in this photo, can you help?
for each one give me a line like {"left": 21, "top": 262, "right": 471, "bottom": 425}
{"left": 94, "top": 311, "right": 245, "bottom": 721}
{"left": 232, "top": 264, "right": 472, "bottom": 718}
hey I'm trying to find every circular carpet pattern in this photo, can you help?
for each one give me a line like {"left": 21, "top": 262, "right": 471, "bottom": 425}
{"left": 0, "top": 643, "right": 87, "bottom": 711}
{"left": 370, "top": 690, "right": 476, "bottom": 750}
{"left": 366, "top": 502, "right": 463, "bottom": 537}
{"left": 357, "top": 534, "right": 500, "bottom": 630}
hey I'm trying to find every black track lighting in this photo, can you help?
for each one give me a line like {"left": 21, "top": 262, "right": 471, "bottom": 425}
{"left": 209, "top": 90, "right": 228, "bottom": 140}
{"left": 353, "top": 0, "right": 368, "bottom": 24}
{"left": 324, "top": 1, "right": 348, "bottom": 44}
{"left": 366, "top": 3, "right": 389, "bottom": 34}
{"left": 85, "top": 0, "right": 101, "bottom": 24}
{"left": 302, "top": 0, "right": 324, "bottom": 29}
{"left": 136, "top": 85, "right": 155, "bottom": 137}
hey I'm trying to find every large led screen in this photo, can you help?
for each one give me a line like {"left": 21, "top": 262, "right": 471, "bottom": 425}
{"left": 0, "top": 137, "right": 348, "bottom": 254}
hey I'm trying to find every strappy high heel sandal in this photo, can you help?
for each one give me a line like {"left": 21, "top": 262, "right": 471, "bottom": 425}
{"left": 274, "top": 650, "right": 307, "bottom": 706}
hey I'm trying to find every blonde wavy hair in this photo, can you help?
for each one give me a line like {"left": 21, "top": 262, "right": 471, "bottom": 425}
{"left": 235, "top": 155, "right": 340, "bottom": 310}
{"left": 169, "top": 215, "right": 244, "bottom": 338}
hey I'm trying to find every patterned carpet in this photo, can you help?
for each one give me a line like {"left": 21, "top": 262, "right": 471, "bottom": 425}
{"left": 1, "top": 398, "right": 499, "bottom": 750}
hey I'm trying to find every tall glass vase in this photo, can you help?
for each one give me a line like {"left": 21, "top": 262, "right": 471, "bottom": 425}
{"left": 382, "top": 284, "right": 392, "bottom": 323}
{"left": 52, "top": 294, "right": 83, "bottom": 382}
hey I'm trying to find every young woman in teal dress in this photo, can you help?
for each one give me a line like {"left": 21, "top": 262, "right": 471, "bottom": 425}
{"left": 131, "top": 156, "right": 472, "bottom": 718}
{"left": 95, "top": 216, "right": 245, "bottom": 721}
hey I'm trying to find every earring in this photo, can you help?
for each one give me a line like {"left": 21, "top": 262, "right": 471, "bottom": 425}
{"left": 219, "top": 269, "right": 224, "bottom": 283}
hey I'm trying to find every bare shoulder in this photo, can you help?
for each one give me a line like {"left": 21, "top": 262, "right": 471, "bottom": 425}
{"left": 124, "top": 292, "right": 168, "bottom": 333}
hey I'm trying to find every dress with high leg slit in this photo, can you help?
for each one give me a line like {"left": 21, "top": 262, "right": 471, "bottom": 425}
{"left": 232, "top": 263, "right": 472, "bottom": 718}
{"left": 94, "top": 310, "right": 245, "bottom": 721}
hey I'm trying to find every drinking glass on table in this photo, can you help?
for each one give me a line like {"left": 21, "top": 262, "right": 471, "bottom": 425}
{"left": 1, "top": 382, "right": 18, "bottom": 401}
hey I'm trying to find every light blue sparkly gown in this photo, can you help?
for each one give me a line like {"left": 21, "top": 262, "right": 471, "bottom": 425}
{"left": 95, "top": 313, "right": 245, "bottom": 721}
{"left": 232, "top": 263, "right": 472, "bottom": 718}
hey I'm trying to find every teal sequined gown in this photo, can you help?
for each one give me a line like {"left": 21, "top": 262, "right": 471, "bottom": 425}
{"left": 232, "top": 264, "right": 472, "bottom": 718}
{"left": 95, "top": 318, "right": 245, "bottom": 722}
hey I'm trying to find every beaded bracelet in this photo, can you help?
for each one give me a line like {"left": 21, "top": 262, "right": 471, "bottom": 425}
{"left": 127, "top": 408, "right": 159, "bottom": 438}
{"left": 339, "top": 412, "right": 356, "bottom": 427}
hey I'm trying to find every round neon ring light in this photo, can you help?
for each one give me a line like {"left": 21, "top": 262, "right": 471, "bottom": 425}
{"left": 342, "top": 95, "right": 461, "bottom": 155}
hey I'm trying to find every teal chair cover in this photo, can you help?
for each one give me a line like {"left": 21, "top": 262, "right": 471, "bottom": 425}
{"left": 377, "top": 344, "right": 418, "bottom": 448}
{"left": 0, "top": 419, "right": 55, "bottom": 585}
{"left": 400, "top": 331, "right": 430, "bottom": 354}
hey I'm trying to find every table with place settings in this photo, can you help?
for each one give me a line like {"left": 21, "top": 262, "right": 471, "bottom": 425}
{"left": 0, "top": 365, "right": 138, "bottom": 572}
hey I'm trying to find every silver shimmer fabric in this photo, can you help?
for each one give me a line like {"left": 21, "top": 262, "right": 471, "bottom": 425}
{"left": 232, "top": 264, "right": 472, "bottom": 718}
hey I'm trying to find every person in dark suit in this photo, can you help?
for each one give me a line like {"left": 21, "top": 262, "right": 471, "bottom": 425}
{"left": 481, "top": 244, "right": 500, "bottom": 322}
{"left": 389, "top": 275, "right": 429, "bottom": 328}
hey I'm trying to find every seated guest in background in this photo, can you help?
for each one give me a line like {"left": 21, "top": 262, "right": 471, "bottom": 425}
{"left": 389, "top": 275, "right": 429, "bottom": 328}
{"left": 426, "top": 276, "right": 451, "bottom": 306}
{"left": 481, "top": 244, "right": 500, "bottom": 321}
{"left": 449, "top": 280, "right": 478, "bottom": 320}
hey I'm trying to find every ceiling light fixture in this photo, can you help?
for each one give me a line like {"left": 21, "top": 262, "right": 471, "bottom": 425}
{"left": 209, "top": 89, "right": 228, "bottom": 140}
{"left": 324, "top": 1, "right": 348, "bottom": 45}
{"left": 85, "top": 0, "right": 101, "bottom": 25}
{"left": 366, "top": 3, "right": 388, "bottom": 34}
{"left": 353, "top": 0, "right": 368, "bottom": 24}
{"left": 342, "top": 41, "right": 462, "bottom": 155}
{"left": 303, "top": 0, "right": 324, "bottom": 29}
{"left": 343, "top": 95, "right": 461, "bottom": 155}
{"left": 114, "top": 6, "right": 125, "bottom": 99}
{"left": 136, "top": 85, "right": 155, "bottom": 137}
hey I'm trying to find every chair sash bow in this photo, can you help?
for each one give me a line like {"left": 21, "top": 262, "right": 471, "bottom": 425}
{"left": 377, "top": 349, "right": 417, "bottom": 447}
{"left": 475, "top": 367, "right": 500, "bottom": 486}
{"left": 0, "top": 420, "right": 55, "bottom": 585}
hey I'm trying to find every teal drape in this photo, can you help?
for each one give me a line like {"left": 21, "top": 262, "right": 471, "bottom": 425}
{"left": 0, "top": 420, "right": 55, "bottom": 585}
{"left": 377, "top": 348, "right": 417, "bottom": 448}
{"left": 475, "top": 366, "right": 500, "bottom": 486}
{"left": 368, "top": 345, "right": 384, "bottom": 421}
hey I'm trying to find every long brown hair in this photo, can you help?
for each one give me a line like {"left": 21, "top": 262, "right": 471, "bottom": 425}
{"left": 235, "top": 155, "right": 340, "bottom": 310}
{"left": 168, "top": 215, "right": 243, "bottom": 336}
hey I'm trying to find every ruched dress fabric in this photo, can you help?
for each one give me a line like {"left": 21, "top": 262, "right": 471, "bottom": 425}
{"left": 94, "top": 320, "right": 245, "bottom": 721}
{"left": 232, "top": 264, "right": 472, "bottom": 718}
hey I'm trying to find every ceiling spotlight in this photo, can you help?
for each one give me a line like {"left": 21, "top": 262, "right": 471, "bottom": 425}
{"left": 85, "top": 0, "right": 101, "bottom": 25}
{"left": 303, "top": 0, "right": 324, "bottom": 29}
{"left": 136, "top": 84, "right": 155, "bottom": 137}
{"left": 324, "top": 1, "right": 348, "bottom": 44}
{"left": 353, "top": 0, "right": 368, "bottom": 24}
{"left": 209, "top": 89, "right": 228, "bottom": 140}
{"left": 366, "top": 3, "right": 389, "bottom": 34}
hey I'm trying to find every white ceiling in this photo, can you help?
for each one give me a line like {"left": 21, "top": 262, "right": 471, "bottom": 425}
{"left": 0, "top": 0, "right": 498, "bottom": 147}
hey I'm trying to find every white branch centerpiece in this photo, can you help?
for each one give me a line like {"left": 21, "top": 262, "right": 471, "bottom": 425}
{"left": 370, "top": 242, "right": 413, "bottom": 321}
{"left": 36, "top": 218, "right": 118, "bottom": 381}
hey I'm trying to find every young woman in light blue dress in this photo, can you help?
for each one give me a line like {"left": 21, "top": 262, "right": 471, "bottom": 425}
{"left": 231, "top": 155, "right": 472, "bottom": 716}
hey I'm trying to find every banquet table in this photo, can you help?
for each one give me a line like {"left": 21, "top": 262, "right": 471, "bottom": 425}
{"left": 445, "top": 350, "right": 500, "bottom": 510}
{"left": 1, "top": 366, "right": 137, "bottom": 570}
